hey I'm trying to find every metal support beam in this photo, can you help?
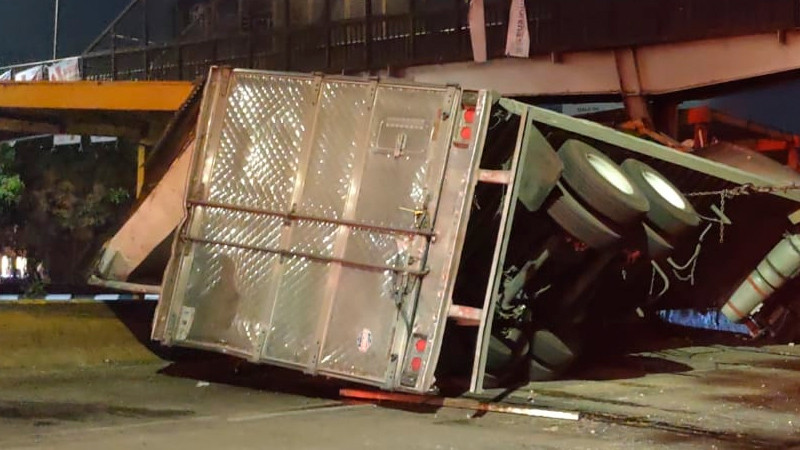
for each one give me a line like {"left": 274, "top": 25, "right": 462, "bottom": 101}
{"left": 137, "top": 144, "right": 146, "bottom": 198}
{"left": 447, "top": 305, "right": 482, "bottom": 326}
{"left": 467, "top": 0, "right": 486, "bottom": 62}
{"left": 478, "top": 169, "right": 512, "bottom": 185}
{"left": 0, "top": 116, "right": 153, "bottom": 143}
{"left": 614, "top": 48, "right": 652, "bottom": 127}
{"left": 470, "top": 108, "right": 530, "bottom": 394}
{"left": 404, "top": 30, "right": 800, "bottom": 100}
{"left": 0, "top": 81, "right": 194, "bottom": 111}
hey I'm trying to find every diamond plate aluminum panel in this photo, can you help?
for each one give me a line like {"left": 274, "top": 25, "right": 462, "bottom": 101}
{"left": 317, "top": 268, "right": 416, "bottom": 382}
{"left": 177, "top": 242, "right": 277, "bottom": 356}
{"left": 261, "top": 256, "right": 330, "bottom": 366}
{"left": 314, "top": 85, "right": 457, "bottom": 383}
{"left": 354, "top": 86, "right": 453, "bottom": 230}
{"left": 197, "top": 206, "right": 284, "bottom": 250}
{"left": 296, "top": 80, "right": 372, "bottom": 219}
{"left": 157, "top": 69, "right": 467, "bottom": 392}
{"left": 341, "top": 229, "right": 425, "bottom": 272}
{"left": 259, "top": 80, "right": 372, "bottom": 366}
{"left": 206, "top": 73, "right": 317, "bottom": 211}
{"left": 165, "top": 71, "right": 318, "bottom": 356}
{"left": 261, "top": 220, "right": 336, "bottom": 366}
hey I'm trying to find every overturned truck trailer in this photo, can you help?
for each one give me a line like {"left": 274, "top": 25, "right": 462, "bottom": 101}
{"left": 151, "top": 68, "right": 800, "bottom": 394}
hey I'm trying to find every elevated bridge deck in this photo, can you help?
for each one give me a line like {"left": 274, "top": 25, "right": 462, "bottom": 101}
{"left": 0, "top": 80, "right": 195, "bottom": 143}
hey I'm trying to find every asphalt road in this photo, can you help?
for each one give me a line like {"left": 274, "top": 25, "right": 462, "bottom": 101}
{"left": 0, "top": 362, "right": 769, "bottom": 450}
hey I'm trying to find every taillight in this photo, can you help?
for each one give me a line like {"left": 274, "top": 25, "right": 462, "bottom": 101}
{"left": 453, "top": 103, "right": 477, "bottom": 149}
{"left": 463, "top": 107, "right": 476, "bottom": 124}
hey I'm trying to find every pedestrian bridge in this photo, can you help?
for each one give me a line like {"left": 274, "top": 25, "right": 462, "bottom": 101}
{"left": 1, "top": 0, "right": 800, "bottom": 131}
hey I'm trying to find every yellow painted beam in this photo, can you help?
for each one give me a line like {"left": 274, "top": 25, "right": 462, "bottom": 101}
{"left": 136, "top": 144, "right": 146, "bottom": 198}
{"left": 0, "top": 81, "right": 195, "bottom": 112}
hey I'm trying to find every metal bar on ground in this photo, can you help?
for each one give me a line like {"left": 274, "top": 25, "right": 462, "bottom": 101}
{"left": 87, "top": 275, "right": 161, "bottom": 294}
{"left": 339, "top": 389, "right": 580, "bottom": 420}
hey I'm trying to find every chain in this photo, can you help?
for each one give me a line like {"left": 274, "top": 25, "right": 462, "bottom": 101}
{"left": 663, "top": 182, "right": 800, "bottom": 289}
{"left": 719, "top": 192, "right": 725, "bottom": 244}
{"left": 686, "top": 182, "right": 800, "bottom": 198}
{"left": 686, "top": 182, "right": 800, "bottom": 244}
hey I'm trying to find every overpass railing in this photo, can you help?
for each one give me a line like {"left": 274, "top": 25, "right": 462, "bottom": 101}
{"left": 3, "top": 0, "right": 799, "bottom": 82}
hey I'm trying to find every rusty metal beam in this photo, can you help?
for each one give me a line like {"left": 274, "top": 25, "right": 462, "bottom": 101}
{"left": 614, "top": 48, "right": 652, "bottom": 127}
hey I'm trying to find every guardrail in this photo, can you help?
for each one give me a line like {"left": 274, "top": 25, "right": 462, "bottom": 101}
{"left": 0, "top": 293, "right": 158, "bottom": 302}
{"left": 2, "top": 0, "right": 798, "bottom": 82}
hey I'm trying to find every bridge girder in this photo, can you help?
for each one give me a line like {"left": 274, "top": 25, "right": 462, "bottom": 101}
{"left": 401, "top": 30, "right": 800, "bottom": 103}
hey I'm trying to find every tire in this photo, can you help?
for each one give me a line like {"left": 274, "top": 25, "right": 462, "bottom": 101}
{"left": 486, "top": 336, "right": 513, "bottom": 373}
{"left": 621, "top": 159, "right": 700, "bottom": 238}
{"left": 547, "top": 182, "right": 621, "bottom": 249}
{"left": 558, "top": 140, "right": 649, "bottom": 225}
{"left": 528, "top": 358, "right": 559, "bottom": 382}
{"left": 486, "top": 329, "right": 529, "bottom": 373}
{"left": 530, "top": 329, "right": 579, "bottom": 371}
{"left": 642, "top": 222, "right": 674, "bottom": 261}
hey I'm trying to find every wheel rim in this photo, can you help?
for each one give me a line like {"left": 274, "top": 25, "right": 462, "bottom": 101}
{"left": 642, "top": 169, "right": 686, "bottom": 210}
{"left": 585, "top": 153, "right": 634, "bottom": 195}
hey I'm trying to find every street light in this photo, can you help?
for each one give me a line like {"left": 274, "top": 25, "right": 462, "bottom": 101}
{"left": 53, "top": 0, "right": 60, "bottom": 59}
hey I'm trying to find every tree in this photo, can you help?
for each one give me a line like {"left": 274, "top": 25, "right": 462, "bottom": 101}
{"left": 0, "top": 144, "right": 23, "bottom": 215}
{"left": 9, "top": 137, "right": 136, "bottom": 284}
{"left": 0, "top": 144, "right": 24, "bottom": 249}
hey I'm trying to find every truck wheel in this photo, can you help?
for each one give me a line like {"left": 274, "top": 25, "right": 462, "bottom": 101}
{"left": 486, "top": 336, "right": 513, "bottom": 373}
{"left": 547, "top": 183, "right": 621, "bottom": 249}
{"left": 642, "top": 222, "right": 674, "bottom": 261}
{"left": 530, "top": 329, "right": 579, "bottom": 372}
{"left": 621, "top": 159, "right": 700, "bottom": 238}
{"left": 558, "top": 140, "right": 649, "bottom": 225}
{"left": 486, "top": 329, "right": 529, "bottom": 373}
{"left": 528, "top": 358, "right": 559, "bottom": 381}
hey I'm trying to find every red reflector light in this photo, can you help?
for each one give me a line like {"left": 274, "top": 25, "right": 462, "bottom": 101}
{"left": 460, "top": 127, "right": 472, "bottom": 141}
{"left": 411, "top": 357, "right": 422, "bottom": 372}
{"left": 415, "top": 339, "right": 427, "bottom": 353}
{"left": 463, "top": 108, "right": 476, "bottom": 124}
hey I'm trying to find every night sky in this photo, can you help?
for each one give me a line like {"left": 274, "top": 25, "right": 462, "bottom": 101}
{"left": 0, "top": 0, "right": 797, "bottom": 134}
{"left": 0, "top": 0, "right": 131, "bottom": 64}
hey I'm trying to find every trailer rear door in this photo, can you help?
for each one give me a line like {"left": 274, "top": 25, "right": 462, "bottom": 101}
{"left": 153, "top": 68, "right": 487, "bottom": 391}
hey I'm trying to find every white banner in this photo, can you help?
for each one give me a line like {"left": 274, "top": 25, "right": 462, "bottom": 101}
{"left": 468, "top": 0, "right": 487, "bottom": 63}
{"left": 0, "top": 70, "right": 11, "bottom": 82}
{"left": 53, "top": 135, "right": 81, "bottom": 146}
{"left": 505, "top": 0, "right": 530, "bottom": 58}
{"left": 14, "top": 65, "right": 44, "bottom": 82}
{"left": 48, "top": 57, "right": 81, "bottom": 82}
{"left": 561, "top": 103, "right": 622, "bottom": 117}
{"left": 90, "top": 136, "right": 118, "bottom": 144}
